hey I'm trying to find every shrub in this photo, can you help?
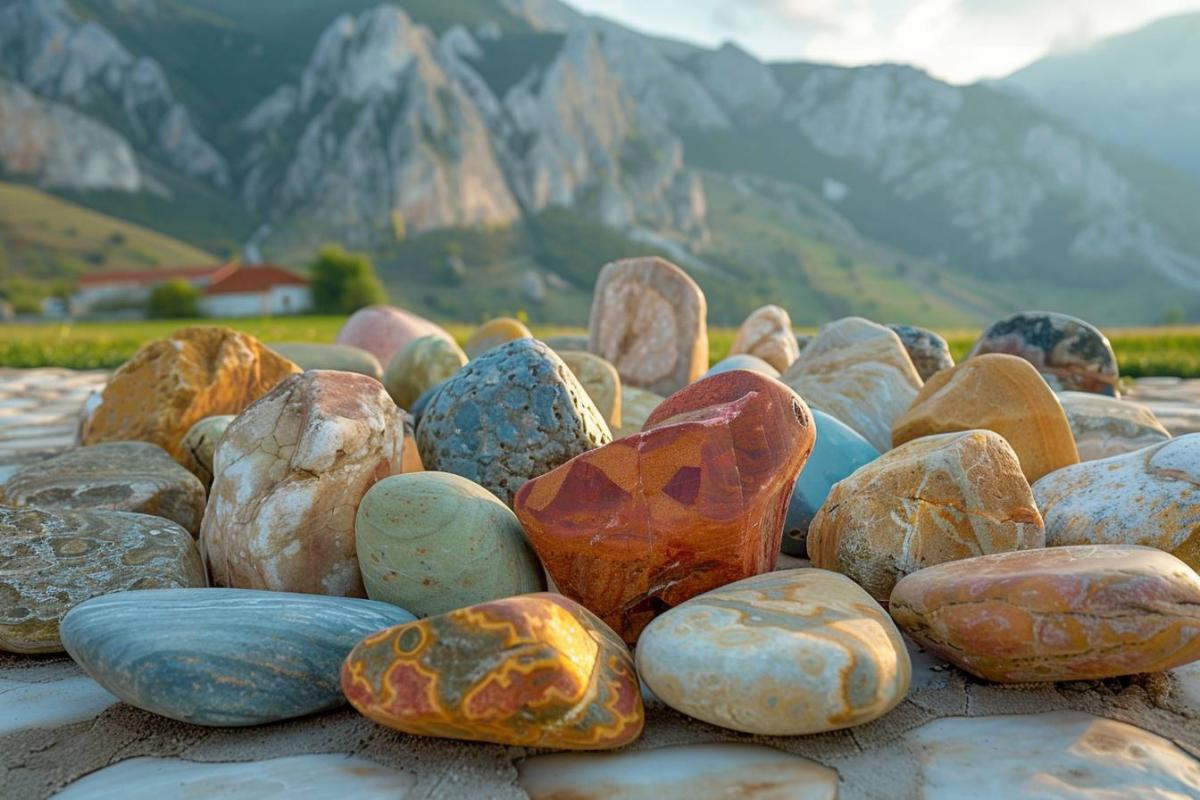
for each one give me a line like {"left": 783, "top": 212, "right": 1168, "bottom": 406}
{"left": 309, "top": 245, "right": 387, "bottom": 314}
{"left": 147, "top": 279, "right": 201, "bottom": 319}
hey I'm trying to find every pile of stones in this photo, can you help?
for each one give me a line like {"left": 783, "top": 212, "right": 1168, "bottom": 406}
{"left": 3, "top": 256, "right": 1200, "bottom": 794}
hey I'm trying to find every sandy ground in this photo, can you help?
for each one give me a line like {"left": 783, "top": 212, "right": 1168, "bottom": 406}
{"left": 3, "top": 369, "right": 1200, "bottom": 799}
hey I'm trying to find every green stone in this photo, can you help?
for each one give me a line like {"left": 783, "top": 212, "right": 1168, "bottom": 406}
{"left": 269, "top": 343, "right": 384, "bottom": 380}
{"left": 383, "top": 335, "right": 468, "bottom": 410}
{"left": 355, "top": 472, "right": 545, "bottom": 617}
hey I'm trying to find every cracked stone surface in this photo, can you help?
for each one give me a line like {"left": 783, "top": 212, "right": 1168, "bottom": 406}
{"left": 202, "top": 370, "right": 412, "bottom": 597}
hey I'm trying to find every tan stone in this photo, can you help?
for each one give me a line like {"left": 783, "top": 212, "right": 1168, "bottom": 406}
{"left": 729, "top": 304, "right": 799, "bottom": 372}
{"left": 890, "top": 545, "right": 1200, "bottom": 682}
{"left": 201, "top": 370, "right": 409, "bottom": 597}
{"left": 588, "top": 257, "right": 708, "bottom": 396}
{"left": 809, "top": 430, "right": 1045, "bottom": 602}
{"left": 464, "top": 317, "right": 532, "bottom": 359}
{"left": 382, "top": 335, "right": 467, "bottom": 410}
{"left": 335, "top": 306, "right": 453, "bottom": 366}
{"left": 1058, "top": 391, "right": 1171, "bottom": 461}
{"left": 892, "top": 353, "right": 1079, "bottom": 482}
{"left": 613, "top": 386, "right": 663, "bottom": 438}
{"left": 80, "top": 327, "right": 300, "bottom": 463}
{"left": 1033, "top": 435, "right": 1200, "bottom": 569}
{"left": 781, "top": 317, "right": 923, "bottom": 451}
{"left": 558, "top": 350, "right": 621, "bottom": 429}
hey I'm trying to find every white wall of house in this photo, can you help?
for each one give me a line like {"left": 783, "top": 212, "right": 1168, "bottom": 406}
{"left": 200, "top": 286, "right": 312, "bottom": 317}
{"left": 71, "top": 284, "right": 153, "bottom": 314}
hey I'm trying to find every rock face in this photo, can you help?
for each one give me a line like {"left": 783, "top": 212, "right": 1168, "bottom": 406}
{"left": 1059, "top": 391, "right": 1171, "bottom": 461}
{"left": 515, "top": 370, "right": 814, "bottom": 642}
{"left": 202, "top": 371, "right": 409, "bottom": 597}
{"left": 587, "top": 257, "right": 708, "bottom": 396}
{"left": 178, "top": 415, "right": 233, "bottom": 491}
{"left": 0, "top": 507, "right": 205, "bottom": 654}
{"left": 782, "top": 317, "right": 923, "bottom": 451}
{"left": 463, "top": 317, "right": 533, "bottom": 358}
{"left": 80, "top": 327, "right": 300, "bottom": 462}
{"left": 335, "top": 306, "right": 453, "bottom": 366}
{"left": 636, "top": 570, "right": 910, "bottom": 735}
{"left": 970, "top": 311, "right": 1119, "bottom": 396}
{"left": 888, "top": 323, "right": 954, "bottom": 381}
{"left": 60, "top": 588, "right": 415, "bottom": 726}
{"left": 729, "top": 305, "right": 799, "bottom": 372}
{"left": 909, "top": 712, "right": 1200, "bottom": 799}
{"left": 890, "top": 545, "right": 1200, "bottom": 682}
{"left": 341, "top": 593, "right": 644, "bottom": 749}
{"left": 417, "top": 339, "right": 611, "bottom": 505}
{"left": 268, "top": 343, "right": 384, "bottom": 380}
{"left": 558, "top": 350, "right": 622, "bottom": 429}
{"left": 382, "top": 335, "right": 468, "bottom": 410}
{"left": 355, "top": 472, "right": 544, "bottom": 617}
{"left": 0, "top": 441, "right": 206, "bottom": 536}
{"left": 703, "top": 354, "right": 780, "bottom": 379}
{"left": 892, "top": 353, "right": 1079, "bottom": 482}
{"left": 809, "top": 430, "right": 1045, "bottom": 602}
{"left": 782, "top": 409, "right": 879, "bottom": 557}
{"left": 1033, "top": 436, "right": 1200, "bottom": 567}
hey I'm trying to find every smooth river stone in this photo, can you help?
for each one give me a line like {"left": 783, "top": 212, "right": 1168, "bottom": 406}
{"left": 60, "top": 588, "right": 416, "bottom": 726}
{"left": 729, "top": 304, "right": 799, "bottom": 372}
{"left": 909, "top": 712, "right": 1200, "bottom": 799}
{"left": 416, "top": 339, "right": 611, "bottom": 505}
{"left": 177, "top": 415, "right": 233, "bottom": 492}
{"left": 810, "top": 430, "right": 1044, "bottom": 602}
{"left": 0, "top": 441, "right": 206, "bottom": 536}
{"left": 341, "top": 593, "right": 643, "bottom": 749}
{"left": 335, "top": 305, "right": 454, "bottom": 365}
{"left": 80, "top": 326, "right": 300, "bottom": 463}
{"left": 781, "top": 409, "right": 879, "bottom": 557}
{"left": 1058, "top": 390, "right": 1171, "bottom": 461}
{"left": 636, "top": 569, "right": 910, "bottom": 735}
{"left": 516, "top": 370, "right": 815, "bottom": 643}
{"left": 542, "top": 334, "right": 589, "bottom": 353}
{"left": 559, "top": 350, "right": 622, "bottom": 429}
{"left": 518, "top": 743, "right": 838, "bottom": 800}
{"left": 892, "top": 353, "right": 1079, "bottom": 483}
{"left": 268, "top": 342, "right": 384, "bottom": 380}
{"left": 1032, "top": 435, "right": 1200, "bottom": 568}
{"left": 53, "top": 754, "right": 417, "bottom": 800}
{"left": 887, "top": 323, "right": 954, "bottom": 381}
{"left": 782, "top": 317, "right": 923, "bottom": 451}
{"left": 613, "top": 385, "right": 663, "bottom": 438}
{"left": 382, "top": 334, "right": 468, "bottom": 410}
{"left": 0, "top": 507, "right": 206, "bottom": 654}
{"left": 355, "top": 472, "right": 544, "bottom": 617}
{"left": 702, "top": 354, "right": 779, "bottom": 380}
{"left": 202, "top": 370, "right": 410, "bottom": 597}
{"left": 890, "top": 545, "right": 1200, "bottom": 682}
{"left": 588, "top": 256, "right": 708, "bottom": 396}
{"left": 970, "top": 310, "right": 1119, "bottom": 396}
{"left": 464, "top": 316, "right": 533, "bottom": 358}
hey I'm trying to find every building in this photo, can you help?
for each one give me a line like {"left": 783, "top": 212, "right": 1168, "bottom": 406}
{"left": 199, "top": 265, "right": 312, "bottom": 317}
{"left": 71, "top": 264, "right": 237, "bottom": 316}
{"left": 69, "top": 263, "right": 311, "bottom": 318}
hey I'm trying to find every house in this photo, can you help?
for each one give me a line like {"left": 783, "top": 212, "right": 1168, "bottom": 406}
{"left": 200, "top": 265, "right": 312, "bottom": 317}
{"left": 69, "top": 263, "right": 312, "bottom": 318}
{"left": 71, "top": 264, "right": 237, "bottom": 315}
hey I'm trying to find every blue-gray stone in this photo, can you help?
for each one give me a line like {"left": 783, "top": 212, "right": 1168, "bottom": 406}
{"left": 887, "top": 323, "right": 954, "bottom": 382}
{"left": 416, "top": 338, "right": 611, "bottom": 504}
{"left": 59, "top": 588, "right": 415, "bottom": 727}
{"left": 408, "top": 380, "right": 445, "bottom": 429}
{"left": 702, "top": 355, "right": 780, "bottom": 380}
{"left": 782, "top": 409, "right": 880, "bottom": 557}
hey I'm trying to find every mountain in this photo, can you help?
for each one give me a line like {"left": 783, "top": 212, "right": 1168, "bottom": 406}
{"left": 1003, "top": 13, "right": 1200, "bottom": 178}
{"left": 1, "top": 0, "right": 1198, "bottom": 325}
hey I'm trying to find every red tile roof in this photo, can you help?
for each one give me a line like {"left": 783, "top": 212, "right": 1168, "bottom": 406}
{"left": 204, "top": 264, "right": 309, "bottom": 295}
{"left": 77, "top": 263, "right": 237, "bottom": 287}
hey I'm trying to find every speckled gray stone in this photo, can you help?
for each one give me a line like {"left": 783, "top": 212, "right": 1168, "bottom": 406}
{"left": 888, "top": 324, "right": 955, "bottom": 381}
{"left": 0, "top": 441, "right": 207, "bottom": 535}
{"left": 416, "top": 339, "right": 611, "bottom": 504}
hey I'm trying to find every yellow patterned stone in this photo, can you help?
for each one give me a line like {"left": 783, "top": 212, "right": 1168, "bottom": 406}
{"left": 558, "top": 350, "right": 621, "bottom": 429}
{"left": 464, "top": 317, "right": 532, "bottom": 359}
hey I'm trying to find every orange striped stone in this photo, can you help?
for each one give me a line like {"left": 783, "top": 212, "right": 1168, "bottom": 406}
{"left": 890, "top": 545, "right": 1200, "bottom": 683}
{"left": 340, "top": 593, "right": 643, "bottom": 749}
{"left": 514, "top": 370, "right": 815, "bottom": 643}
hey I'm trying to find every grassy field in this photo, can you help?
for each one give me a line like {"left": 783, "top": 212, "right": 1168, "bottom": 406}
{"left": 1, "top": 317, "right": 1198, "bottom": 379}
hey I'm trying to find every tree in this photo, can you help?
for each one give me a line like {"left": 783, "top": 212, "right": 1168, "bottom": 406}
{"left": 309, "top": 245, "right": 387, "bottom": 314}
{"left": 148, "top": 279, "right": 201, "bottom": 318}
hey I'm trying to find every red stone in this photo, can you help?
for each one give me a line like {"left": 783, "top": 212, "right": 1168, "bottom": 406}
{"left": 514, "top": 370, "right": 815, "bottom": 643}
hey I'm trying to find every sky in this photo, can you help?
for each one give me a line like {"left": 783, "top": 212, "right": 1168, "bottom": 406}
{"left": 567, "top": 0, "right": 1200, "bottom": 84}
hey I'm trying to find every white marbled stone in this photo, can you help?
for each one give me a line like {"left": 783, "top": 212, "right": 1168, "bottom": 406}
{"left": 0, "top": 675, "right": 117, "bottom": 736}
